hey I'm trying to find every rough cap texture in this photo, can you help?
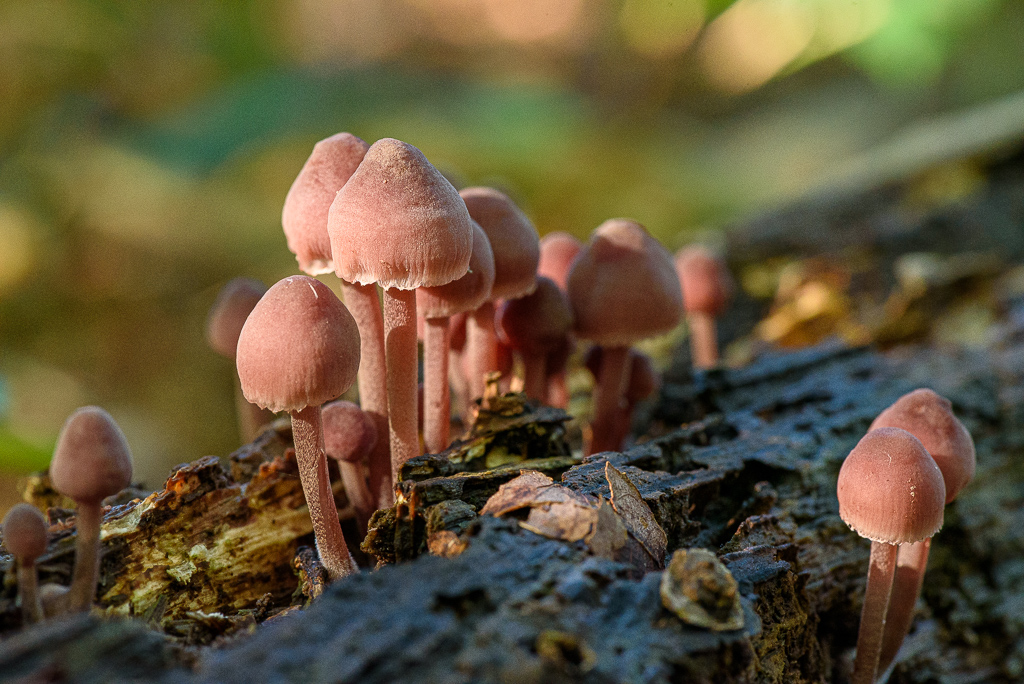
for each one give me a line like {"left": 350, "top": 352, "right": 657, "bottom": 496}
{"left": 870, "top": 388, "right": 975, "bottom": 503}
{"left": 838, "top": 427, "right": 945, "bottom": 544}
{"left": 282, "top": 133, "right": 369, "bottom": 275}
{"left": 329, "top": 138, "right": 473, "bottom": 290}
{"left": 567, "top": 219, "right": 683, "bottom": 346}
{"left": 322, "top": 400, "right": 378, "bottom": 464}
{"left": 675, "top": 246, "right": 733, "bottom": 317}
{"left": 417, "top": 221, "right": 495, "bottom": 319}
{"left": 2, "top": 503, "right": 47, "bottom": 561}
{"left": 206, "top": 278, "right": 268, "bottom": 359}
{"left": 460, "top": 187, "right": 539, "bottom": 300}
{"left": 236, "top": 276, "right": 360, "bottom": 413}
{"left": 496, "top": 277, "right": 573, "bottom": 356}
{"left": 50, "top": 407, "right": 133, "bottom": 505}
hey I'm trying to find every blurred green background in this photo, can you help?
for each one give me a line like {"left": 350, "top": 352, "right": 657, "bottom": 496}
{"left": 1, "top": 0, "right": 1023, "bottom": 496}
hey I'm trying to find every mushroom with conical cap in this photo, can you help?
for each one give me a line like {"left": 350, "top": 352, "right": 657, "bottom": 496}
{"left": 3, "top": 503, "right": 48, "bottom": 623}
{"left": 236, "top": 275, "right": 361, "bottom": 580}
{"left": 675, "top": 246, "right": 733, "bottom": 369}
{"left": 837, "top": 427, "right": 945, "bottom": 684}
{"left": 49, "top": 406, "right": 133, "bottom": 613}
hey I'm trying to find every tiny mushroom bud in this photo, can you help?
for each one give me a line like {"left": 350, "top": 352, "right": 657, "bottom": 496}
{"left": 236, "top": 275, "right": 361, "bottom": 580}
{"left": 837, "top": 427, "right": 945, "bottom": 684}
{"left": 3, "top": 503, "right": 48, "bottom": 623}
{"left": 675, "top": 246, "right": 733, "bottom": 369}
{"left": 206, "top": 277, "right": 275, "bottom": 442}
{"left": 322, "top": 400, "right": 379, "bottom": 535}
{"left": 869, "top": 389, "right": 976, "bottom": 676}
{"left": 50, "top": 406, "right": 133, "bottom": 613}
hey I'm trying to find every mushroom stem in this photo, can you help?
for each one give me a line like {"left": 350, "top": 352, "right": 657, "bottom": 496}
{"left": 589, "top": 345, "right": 630, "bottom": 455}
{"left": 67, "top": 502, "right": 102, "bottom": 613}
{"left": 688, "top": 311, "right": 719, "bottom": 369}
{"left": 546, "top": 371, "right": 569, "bottom": 409}
{"left": 17, "top": 560, "right": 43, "bottom": 623}
{"left": 522, "top": 353, "right": 547, "bottom": 402}
{"left": 338, "top": 461, "right": 374, "bottom": 534}
{"left": 341, "top": 281, "right": 392, "bottom": 508}
{"left": 468, "top": 302, "right": 498, "bottom": 404}
{"left": 877, "top": 538, "right": 930, "bottom": 674}
{"left": 290, "top": 405, "right": 356, "bottom": 580}
{"left": 423, "top": 317, "right": 451, "bottom": 453}
{"left": 383, "top": 288, "right": 420, "bottom": 474}
{"left": 234, "top": 382, "right": 273, "bottom": 443}
{"left": 852, "top": 541, "right": 898, "bottom": 684}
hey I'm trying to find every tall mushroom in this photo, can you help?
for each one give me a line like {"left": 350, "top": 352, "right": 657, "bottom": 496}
{"left": 329, "top": 138, "right": 473, "bottom": 476}
{"left": 322, "top": 400, "right": 378, "bottom": 535}
{"left": 460, "top": 187, "right": 540, "bottom": 404}
{"left": 49, "top": 406, "right": 133, "bottom": 612}
{"left": 281, "top": 132, "right": 393, "bottom": 509}
{"left": 837, "top": 427, "right": 946, "bottom": 684}
{"left": 236, "top": 275, "right": 360, "bottom": 580}
{"left": 417, "top": 221, "right": 495, "bottom": 452}
{"left": 869, "top": 389, "right": 976, "bottom": 675}
{"left": 567, "top": 219, "right": 682, "bottom": 455}
{"left": 2, "top": 503, "right": 48, "bottom": 623}
{"left": 206, "top": 277, "right": 275, "bottom": 443}
{"left": 675, "top": 246, "right": 733, "bottom": 369}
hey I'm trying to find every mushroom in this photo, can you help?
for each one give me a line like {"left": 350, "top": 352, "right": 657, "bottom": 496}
{"left": 674, "top": 246, "right": 733, "bottom": 369}
{"left": 322, "top": 400, "right": 379, "bottom": 534}
{"left": 837, "top": 427, "right": 946, "bottom": 684}
{"left": 236, "top": 275, "right": 361, "bottom": 580}
{"left": 495, "top": 276, "right": 573, "bottom": 402}
{"left": 281, "top": 132, "right": 393, "bottom": 510}
{"left": 49, "top": 406, "right": 133, "bottom": 613}
{"left": 206, "top": 277, "right": 275, "bottom": 443}
{"left": 329, "top": 139, "right": 473, "bottom": 476}
{"left": 2, "top": 503, "right": 48, "bottom": 623}
{"left": 567, "top": 219, "right": 682, "bottom": 455}
{"left": 537, "top": 231, "right": 582, "bottom": 291}
{"left": 584, "top": 346, "right": 660, "bottom": 449}
{"left": 460, "top": 187, "right": 540, "bottom": 405}
{"left": 417, "top": 221, "right": 495, "bottom": 452}
{"left": 869, "top": 389, "right": 976, "bottom": 675}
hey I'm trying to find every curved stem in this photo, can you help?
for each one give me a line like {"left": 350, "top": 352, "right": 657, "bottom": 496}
{"left": 522, "top": 353, "right": 547, "bottom": 402}
{"left": 852, "top": 541, "right": 898, "bottom": 684}
{"left": 877, "top": 538, "right": 931, "bottom": 674}
{"left": 383, "top": 288, "right": 420, "bottom": 473}
{"left": 688, "top": 312, "right": 719, "bottom": 369}
{"left": 588, "top": 345, "right": 630, "bottom": 456}
{"left": 467, "top": 302, "right": 497, "bottom": 405}
{"left": 291, "top": 406, "right": 356, "bottom": 581}
{"left": 341, "top": 281, "right": 392, "bottom": 508}
{"left": 423, "top": 317, "right": 451, "bottom": 454}
{"left": 67, "top": 501, "right": 101, "bottom": 613}
{"left": 17, "top": 560, "right": 42, "bottom": 624}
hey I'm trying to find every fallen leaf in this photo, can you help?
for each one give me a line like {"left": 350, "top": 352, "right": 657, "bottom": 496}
{"left": 605, "top": 462, "right": 667, "bottom": 565}
{"left": 660, "top": 548, "right": 744, "bottom": 631}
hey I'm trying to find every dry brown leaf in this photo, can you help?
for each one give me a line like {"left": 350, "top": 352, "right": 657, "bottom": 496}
{"left": 520, "top": 501, "right": 598, "bottom": 542}
{"left": 605, "top": 462, "right": 667, "bottom": 565}
{"left": 584, "top": 497, "right": 628, "bottom": 558}
{"left": 479, "top": 470, "right": 590, "bottom": 517}
{"left": 660, "top": 548, "right": 744, "bottom": 631}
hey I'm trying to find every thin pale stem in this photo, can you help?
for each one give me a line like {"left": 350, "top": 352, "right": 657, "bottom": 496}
{"left": 291, "top": 406, "right": 356, "bottom": 581}
{"left": 341, "top": 281, "right": 392, "bottom": 508}
{"left": 588, "top": 346, "right": 630, "bottom": 456}
{"left": 688, "top": 312, "right": 719, "bottom": 369}
{"left": 522, "top": 353, "right": 547, "bottom": 402}
{"left": 383, "top": 288, "right": 420, "bottom": 474}
{"left": 546, "top": 371, "right": 569, "bottom": 409}
{"left": 338, "top": 461, "right": 374, "bottom": 536}
{"left": 17, "top": 560, "right": 42, "bottom": 624}
{"left": 467, "top": 302, "right": 498, "bottom": 405}
{"left": 852, "top": 541, "right": 899, "bottom": 684}
{"left": 877, "top": 538, "right": 931, "bottom": 674}
{"left": 67, "top": 501, "right": 101, "bottom": 613}
{"left": 423, "top": 317, "right": 451, "bottom": 454}
{"left": 234, "top": 381, "right": 275, "bottom": 443}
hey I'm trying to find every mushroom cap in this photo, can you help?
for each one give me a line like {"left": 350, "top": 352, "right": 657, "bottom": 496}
{"left": 321, "top": 400, "right": 377, "bottom": 464}
{"left": 496, "top": 276, "right": 573, "bottom": 356}
{"left": 837, "top": 427, "right": 945, "bottom": 545}
{"left": 206, "top": 278, "right": 268, "bottom": 359}
{"left": 2, "top": 503, "right": 47, "bottom": 561}
{"left": 329, "top": 138, "right": 473, "bottom": 290}
{"left": 282, "top": 133, "right": 369, "bottom": 275}
{"left": 236, "top": 276, "right": 360, "bottom": 413}
{"left": 675, "top": 246, "right": 733, "bottom": 317}
{"left": 870, "top": 388, "right": 975, "bottom": 504}
{"left": 460, "top": 187, "right": 539, "bottom": 300}
{"left": 567, "top": 219, "right": 683, "bottom": 346}
{"left": 417, "top": 221, "right": 496, "bottom": 319}
{"left": 538, "top": 231, "right": 582, "bottom": 292}
{"left": 50, "top": 406, "right": 133, "bottom": 506}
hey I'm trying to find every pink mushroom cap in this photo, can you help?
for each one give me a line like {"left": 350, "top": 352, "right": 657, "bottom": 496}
{"left": 50, "top": 407, "right": 133, "bottom": 506}
{"left": 322, "top": 400, "right": 378, "bottom": 464}
{"left": 2, "top": 504, "right": 47, "bottom": 562}
{"left": 675, "top": 246, "right": 733, "bottom": 317}
{"left": 206, "top": 278, "right": 268, "bottom": 359}
{"left": 538, "top": 231, "right": 582, "bottom": 292}
{"left": 496, "top": 276, "right": 573, "bottom": 356}
{"left": 460, "top": 187, "right": 540, "bottom": 301}
{"left": 417, "top": 221, "right": 495, "bottom": 319}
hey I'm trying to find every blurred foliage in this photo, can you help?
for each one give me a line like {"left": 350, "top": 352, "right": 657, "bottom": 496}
{"left": 1, "top": 0, "right": 1024, "bottom": 488}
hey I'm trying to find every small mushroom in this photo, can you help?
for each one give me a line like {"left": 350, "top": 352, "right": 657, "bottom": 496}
{"left": 675, "top": 246, "right": 733, "bottom": 369}
{"left": 537, "top": 231, "right": 582, "bottom": 291}
{"left": 837, "top": 427, "right": 945, "bottom": 684}
{"left": 584, "top": 347, "right": 659, "bottom": 449}
{"left": 2, "top": 503, "right": 48, "bottom": 623}
{"left": 206, "top": 277, "right": 275, "bottom": 442}
{"left": 236, "top": 275, "right": 361, "bottom": 580}
{"left": 322, "top": 400, "right": 379, "bottom": 535}
{"left": 49, "top": 406, "right": 133, "bottom": 613}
